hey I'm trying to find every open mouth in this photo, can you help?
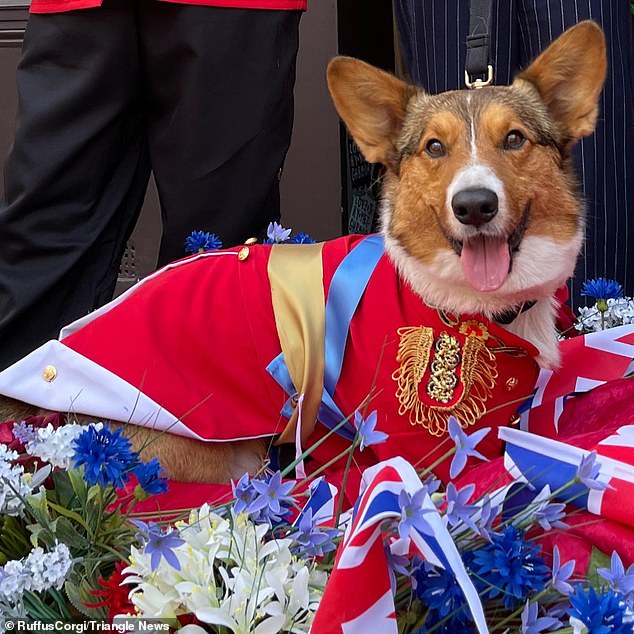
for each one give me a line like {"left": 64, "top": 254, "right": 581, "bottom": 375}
{"left": 449, "top": 203, "right": 530, "bottom": 292}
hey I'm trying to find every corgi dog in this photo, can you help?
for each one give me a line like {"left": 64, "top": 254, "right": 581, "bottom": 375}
{"left": 0, "top": 21, "right": 607, "bottom": 486}
{"left": 329, "top": 20, "right": 605, "bottom": 370}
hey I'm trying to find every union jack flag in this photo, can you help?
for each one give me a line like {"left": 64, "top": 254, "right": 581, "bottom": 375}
{"left": 310, "top": 457, "right": 488, "bottom": 634}
{"left": 501, "top": 425, "right": 634, "bottom": 527}
{"left": 519, "top": 325, "right": 634, "bottom": 437}
{"left": 294, "top": 476, "right": 338, "bottom": 527}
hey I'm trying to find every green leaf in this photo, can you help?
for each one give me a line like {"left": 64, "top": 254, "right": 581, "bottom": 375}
{"left": 47, "top": 500, "right": 90, "bottom": 531}
{"left": 47, "top": 588, "right": 76, "bottom": 620}
{"left": 51, "top": 469, "right": 80, "bottom": 508}
{"left": 87, "top": 483, "right": 104, "bottom": 504}
{"left": 26, "top": 517, "right": 60, "bottom": 549}
{"left": 67, "top": 467, "right": 90, "bottom": 506}
{"left": 51, "top": 517, "right": 90, "bottom": 551}
{"left": 0, "top": 515, "right": 31, "bottom": 561}
{"left": 65, "top": 570, "right": 108, "bottom": 620}
{"left": 22, "top": 590, "right": 67, "bottom": 622}
{"left": 586, "top": 546, "right": 611, "bottom": 590}
{"left": 25, "top": 489, "right": 50, "bottom": 518}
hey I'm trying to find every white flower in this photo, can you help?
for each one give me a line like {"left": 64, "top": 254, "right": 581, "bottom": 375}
{"left": 23, "top": 543, "right": 73, "bottom": 592}
{"left": 126, "top": 508, "right": 326, "bottom": 633}
{"left": 575, "top": 306, "right": 602, "bottom": 332}
{"left": 0, "top": 444, "right": 31, "bottom": 516}
{"left": 0, "top": 445, "right": 19, "bottom": 467}
{"left": 264, "top": 561, "right": 327, "bottom": 632}
{"left": 0, "top": 560, "right": 28, "bottom": 603}
{"left": 26, "top": 423, "right": 95, "bottom": 469}
{"left": 576, "top": 296, "right": 634, "bottom": 333}
{"left": 0, "top": 543, "right": 72, "bottom": 604}
{"left": 609, "top": 297, "right": 634, "bottom": 324}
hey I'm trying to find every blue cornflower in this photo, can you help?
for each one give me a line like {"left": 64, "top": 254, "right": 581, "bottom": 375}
{"left": 397, "top": 488, "right": 434, "bottom": 540}
{"left": 231, "top": 472, "right": 257, "bottom": 515}
{"left": 249, "top": 471, "right": 295, "bottom": 525}
{"left": 581, "top": 278, "right": 623, "bottom": 302}
{"left": 184, "top": 230, "right": 222, "bottom": 254}
{"left": 444, "top": 482, "right": 479, "bottom": 534}
{"left": 447, "top": 417, "right": 490, "bottom": 479}
{"left": 132, "top": 521, "right": 185, "bottom": 571}
{"left": 598, "top": 551, "right": 634, "bottom": 607}
{"left": 520, "top": 600, "right": 561, "bottom": 634}
{"left": 353, "top": 410, "right": 388, "bottom": 452}
{"left": 265, "top": 221, "right": 292, "bottom": 244}
{"left": 132, "top": 457, "right": 168, "bottom": 495}
{"left": 576, "top": 451, "right": 612, "bottom": 491}
{"left": 290, "top": 232, "right": 317, "bottom": 244}
{"left": 568, "top": 584, "right": 631, "bottom": 634}
{"left": 414, "top": 560, "right": 474, "bottom": 631}
{"left": 551, "top": 545, "right": 576, "bottom": 596}
{"left": 73, "top": 425, "right": 139, "bottom": 488}
{"left": 470, "top": 526, "right": 550, "bottom": 610}
{"left": 290, "top": 508, "right": 339, "bottom": 559}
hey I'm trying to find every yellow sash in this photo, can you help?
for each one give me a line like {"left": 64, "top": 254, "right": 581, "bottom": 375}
{"left": 267, "top": 243, "right": 326, "bottom": 444}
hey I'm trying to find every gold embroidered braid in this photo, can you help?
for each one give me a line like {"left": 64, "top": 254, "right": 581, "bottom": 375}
{"left": 392, "top": 326, "right": 434, "bottom": 427}
{"left": 427, "top": 332, "right": 461, "bottom": 403}
{"left": 392, "top": 321, "right": 499, "bottom": 436}
{"left": 451, "top": 333, "right": 498, "bottom": 425}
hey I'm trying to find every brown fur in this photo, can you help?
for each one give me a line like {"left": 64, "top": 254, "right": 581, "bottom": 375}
{"left": 0, "top": 394, "right": 266, "bottom": 482}
{"left": 1, "top": 22, "right": 607, "bottom": 484}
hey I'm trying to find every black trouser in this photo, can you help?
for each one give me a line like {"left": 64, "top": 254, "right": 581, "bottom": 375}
{"left": 0, "top": 0, "right": 301, "bottom": 369}
{"left": 395, "top": 0, "right": 634, "bottom": 308}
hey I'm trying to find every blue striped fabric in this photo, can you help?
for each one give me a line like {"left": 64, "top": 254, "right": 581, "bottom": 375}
{"left": 394, "top": 0, "right": 634, "bottom": 308}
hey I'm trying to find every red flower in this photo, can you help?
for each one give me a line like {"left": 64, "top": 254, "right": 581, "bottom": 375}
{"left": 0, "top": 413, "right": 66, "bottom": 470}
{"left": 0, "top": 420, "right": 17, "bottom": 448}
{"left": 86, "top": 560, "right": 135, "bottom": 620}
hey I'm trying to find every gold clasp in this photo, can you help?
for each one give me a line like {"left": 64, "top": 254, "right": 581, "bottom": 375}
{"left": 465, "top": 65, "right": 494, "bottom": 89}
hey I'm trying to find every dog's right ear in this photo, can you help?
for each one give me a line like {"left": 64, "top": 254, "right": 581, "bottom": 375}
{"left": 327, "top": 57, "right": 418, "bottom": 171}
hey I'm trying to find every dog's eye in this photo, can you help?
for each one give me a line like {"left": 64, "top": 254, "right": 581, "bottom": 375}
{"left": 425, "top": 139, "right": 447, "bottom": 158}
{"left": 504, "top": 130, "right": 526, "bottom": 150}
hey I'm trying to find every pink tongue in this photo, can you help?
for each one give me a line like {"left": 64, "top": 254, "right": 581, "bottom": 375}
{"left": 460, "top": 236, "right": 510, "bottom": 292}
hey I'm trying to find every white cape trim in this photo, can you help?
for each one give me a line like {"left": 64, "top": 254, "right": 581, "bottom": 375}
{"left": 0, "top": 340, "right": 205, "bottom": 440}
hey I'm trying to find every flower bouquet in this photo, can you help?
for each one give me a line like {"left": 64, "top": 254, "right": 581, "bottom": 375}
{"left": 2, "top": 401, "right": 634, "bottom": 633}
{"left": 576, "top": 278, "right": 634, "bottom": 334}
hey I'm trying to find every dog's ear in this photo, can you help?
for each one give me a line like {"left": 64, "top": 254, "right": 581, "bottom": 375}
{"left": 327, "top": 57, "right": 418, "bottom": 171}
{"left": 515, "top": 20, "right": 606, "bottom": 145}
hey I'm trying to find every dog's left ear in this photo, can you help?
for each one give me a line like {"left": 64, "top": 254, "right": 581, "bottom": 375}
{"left": 515, "top": 20, "right": 606, "bottom": 145}
{"left": 327, "top": 57, "right": 418, "bottom": 171}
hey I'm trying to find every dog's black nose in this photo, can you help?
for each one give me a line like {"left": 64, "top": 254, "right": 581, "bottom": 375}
{"left": 452, "top": 188, "right": 498, "bottom": 226}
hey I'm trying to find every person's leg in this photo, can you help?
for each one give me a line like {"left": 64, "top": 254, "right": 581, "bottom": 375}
{"left": 0, "top": 0, "right": 151, "bottom": 369}
{"left": 516, "top": 0, "right": 634, "bottom": 306}
{"left": 139, "top": 1, "right": 301, "bottom": 265}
